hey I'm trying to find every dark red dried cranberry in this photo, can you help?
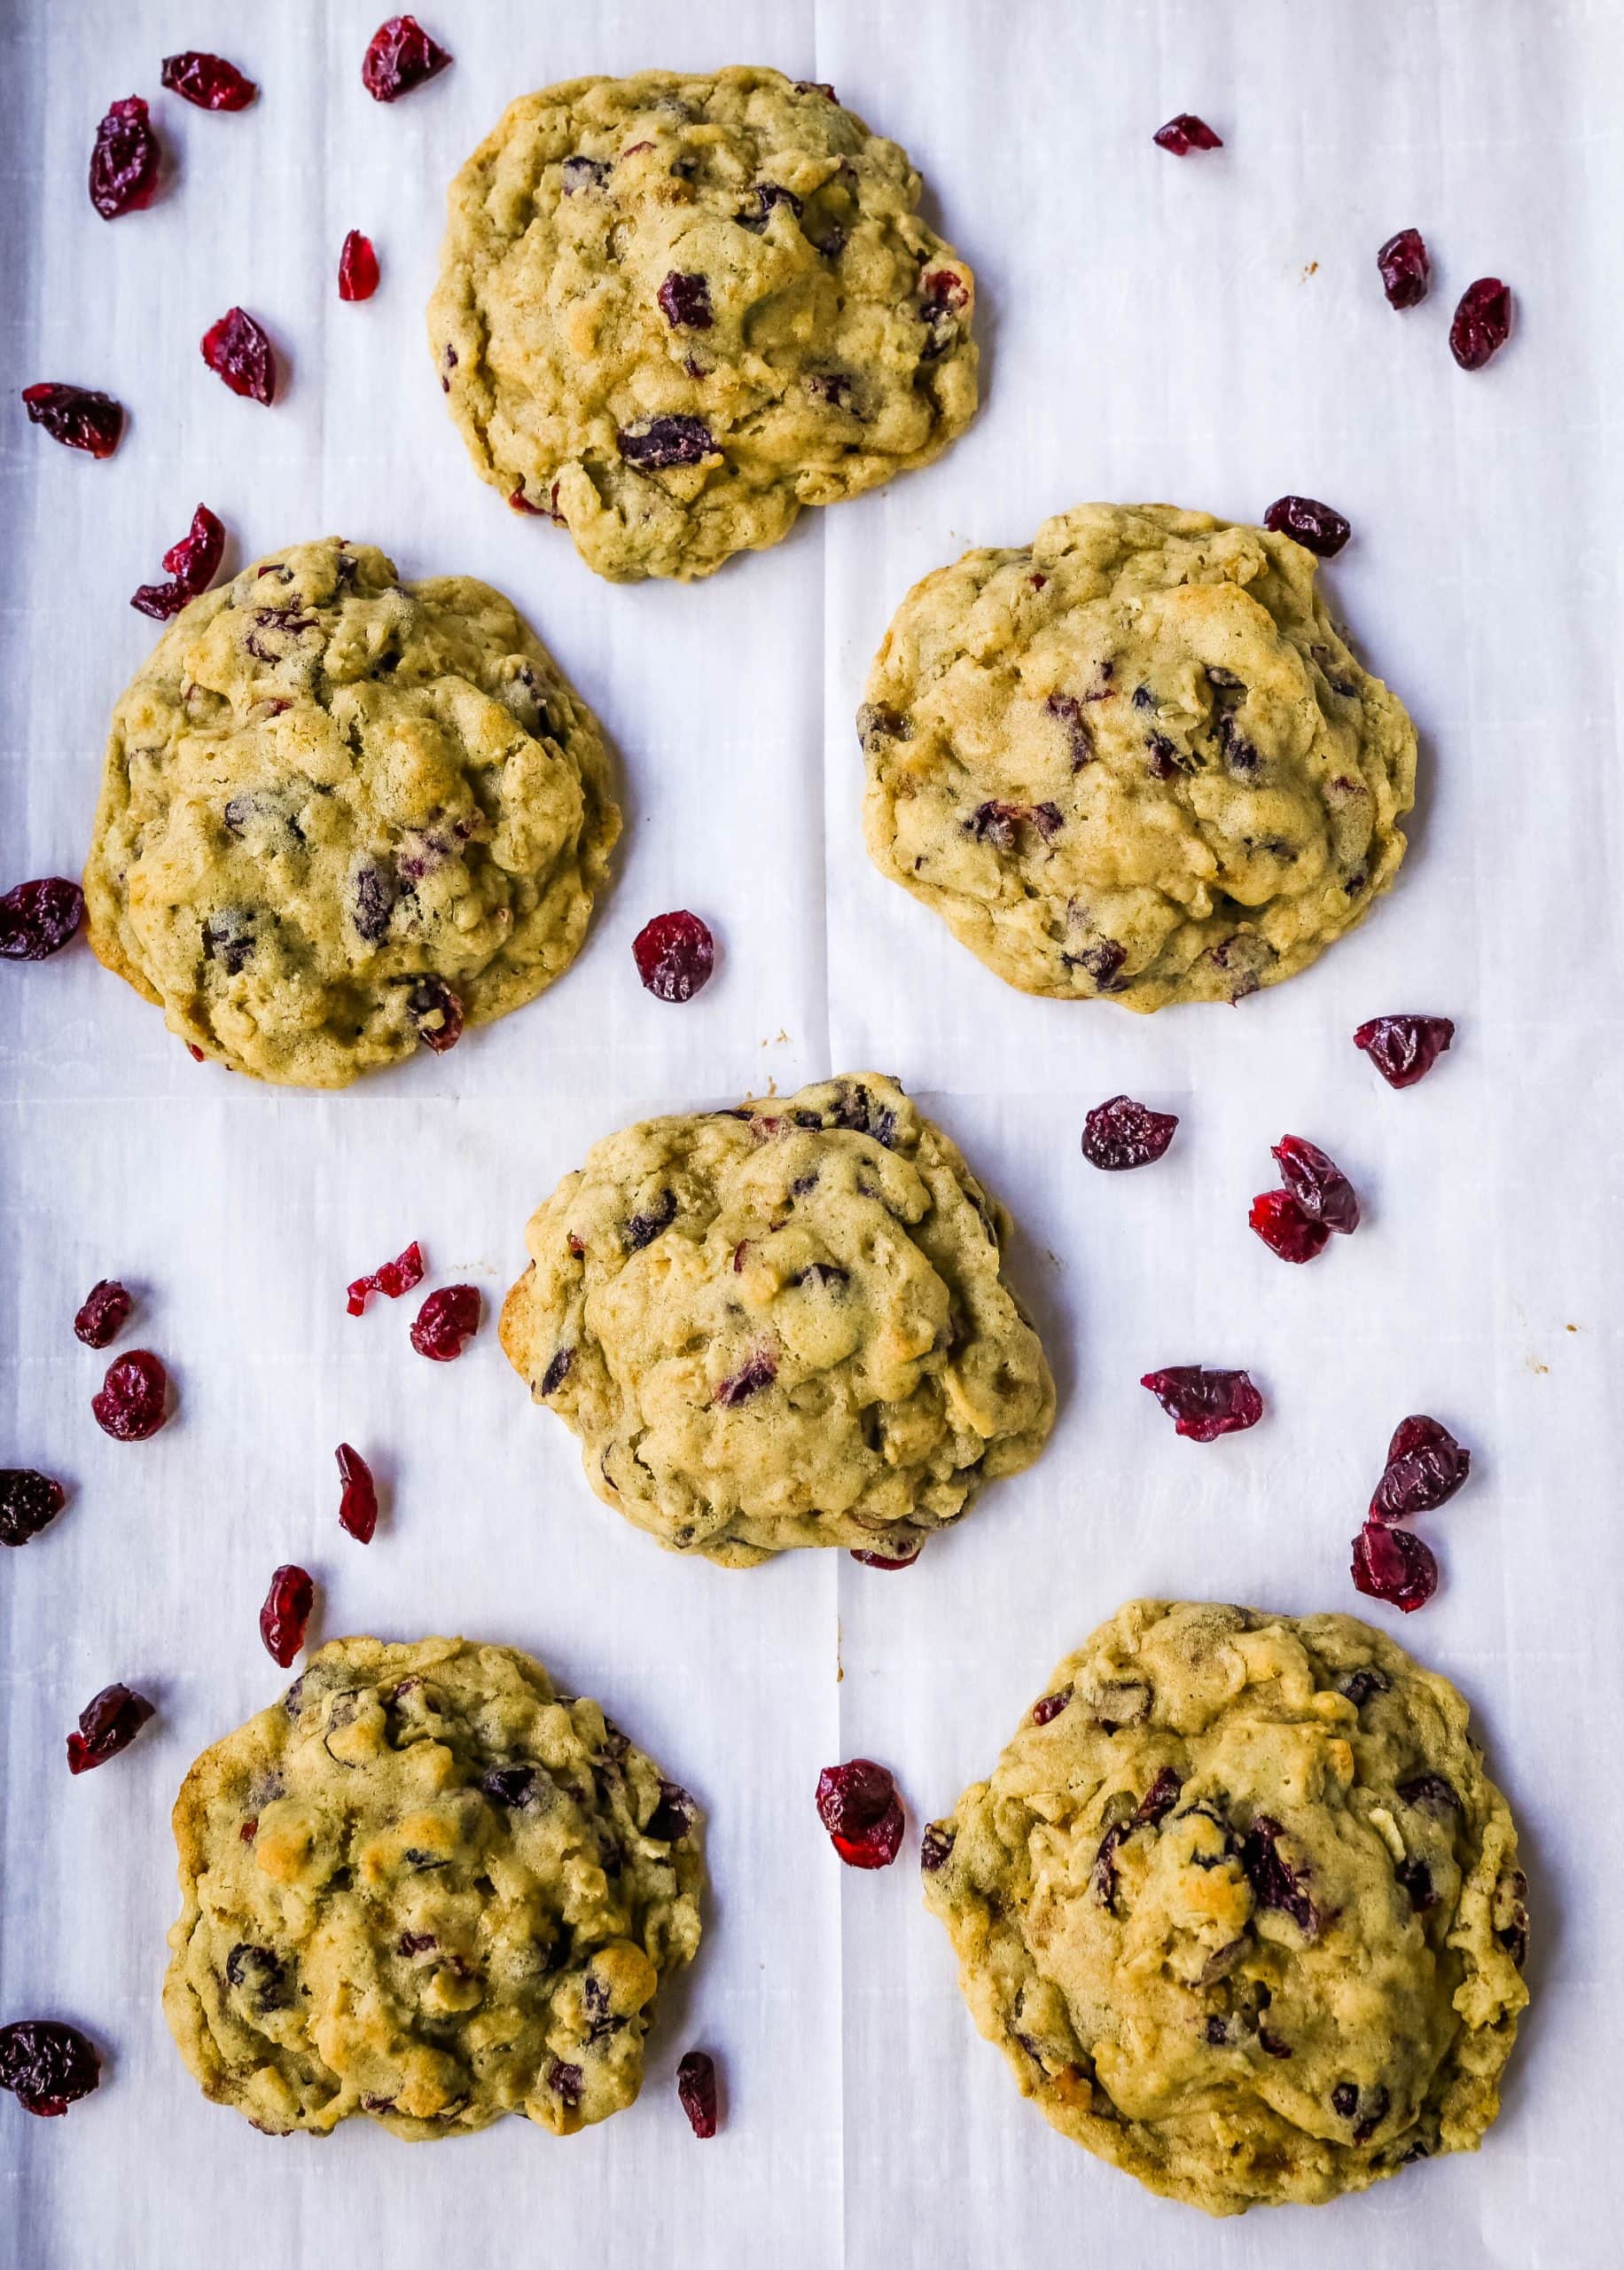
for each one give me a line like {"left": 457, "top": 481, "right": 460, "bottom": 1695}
{"left": 336, "top": 1443, "right": 379, "bottom": 1543}
{"left": 0, "top": 2021, "right": 100, "bottom": 2117}
{"left": 849, "top": 1543, "right": 923, "bottom": 1569}
{"left": 618, "top": 416, "right": 715, "bottom": 471}
{"left": 74, "top": 1280, "right": 133, "bottom": 1349}
{"left": 1262, "top": 496, "right": 1351, "bottom": 558}
{"left": 1240, "top": 1815, "right": 1319, "bottom": 1936}
{"left": 816, "top": 1758, "right": 904, "bottom": 1870}
{"left": 1378, "top": 227, "right": 1430, "bottom": 309}
{"left": 1369, "top": 1415, "right": 1471, "bottom": 1523}
{"left": 658, "top": 271, "right": 713, "bottom": 330}
{"left": 920, "top": 1824, "right": 955, "bottom": 1872}
{"left": 90, "top": 1350, "right": 169, "bottom": 1442}
{"left": 1081, "top": 1095, "right": 1178, "bottom": 1171}
{"left": 1352, "top": 1521, "right": 1438, "bottom": 1612}
{"left": 339, "top": 231, "right": 380, "bottom": 302}
{"left": 0, "top": 877, "right": 83, "bottom": 961}
{"left": 131, "top": 503, "right": 226, "bottom": 620}
{"left": 1272, "top": 1136, "right": 1360, "bottom": 1233}
{"left": 481, "top": 1765, "right": 538, "bottom": 1808}
{"left": 1449, "top": 278, "right": 1513, "bottom": 372}
{"left": 1153, "top": 113, "right": 1222, "bottom": 155}
{"left": 406, "top": 976, "right": 463, "bottom": 1053}
{"left": 363, "top": 15, "right": 453, "bottom": 101}
{"left": 66, "top": 1682, "right": 154, "bottom": 1774}
{"left": 633, "top": 911, "right": 715, "bottom": 1003}
{"left": 1354, "top": 1014, "right": 1454, "bottom": 1088}
{"left": 20, "top": 383, "right": 124, "bottom": 459}
{"left": 1250, "top": 1188, "right": 1330, "bottom": 1264}
{"left": 1397, "top": 1773, "right": 1461, "bottom": 1816}
{"left": 200, "top": 309, "right": 277, "bottom": 404}
{"left": 410, "top": 1284, "right": 480, "bottom": 1362}
{"left": 677, "top": 2049, "right": 719, "bottom": 2138}
{"left": 1030, "top": 1687, "right": 1071, "bottom": 1726}
{"left": 714, "top": 1350, "right": 777, "bottom": 1407}
{"left": 160, "top": 52, "right": 257, "bottom": 110}
{"left": 1141, "top": 1366, "right": 1263, "bottom": 1441}
{"left": 260, "top": 1564, "right": 315, "bottom": 1667}
{"left": 0, "top": 1470, "right": 66, "bottom": 1548}
{"left": 550, "top": 2060, "right": 583, "bottom": 2109}
{"left": 90, "top": 97, "right": 160, "bottom": 220}
{"left": 347, "top": 1239, "right": 425, "bottom": 1316}
{"left": 1136, "top": 1767, "right": 1183, "bottom": 1824}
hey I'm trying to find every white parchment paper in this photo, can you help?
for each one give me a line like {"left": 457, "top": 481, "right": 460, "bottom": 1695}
{"left": 3, "top": 3, "right": 1620, "bottom": 2264}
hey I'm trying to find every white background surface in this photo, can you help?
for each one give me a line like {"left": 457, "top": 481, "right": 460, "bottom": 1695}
{"left": 1, "top": 2, "right": 1619, "bottom": 2264}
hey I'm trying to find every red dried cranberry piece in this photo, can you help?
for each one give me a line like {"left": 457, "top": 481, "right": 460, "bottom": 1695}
{"left": 1250, "top": 1188, "right": 1331, "bottom": 1264}
{"left": 339, "top": 231, "right": 380, "bottom": 302}
{"left": 849, "top": 1543, "right": 923, "bottom": 1569}
{"left": 1240, "top": 1815, "right": 1319, "bottom": 1936}
{"left": 160, "top": 52, "right": 257, "bottom": 110}
{"left": 1378, "top": 227, "right": 1430, "bottom": 309}
{"left": 260, "top": 1563, "right": 316, "bottom": 1666}
{"left": 1272, "top": 1136, "right": 1360, "bottom": 1233}
{"left": 676, "top": 2050, "right": 719, "bottom": 2139}
{"left": 90, "top": 1350, "right": 169, "bottom": 1442}
{"left": 1449, "top": 278, "right": 1513, "bottom": 372}
{"left": 1352, "top": 1521, "right": 1438, "bottom": 1611}
{"left": 131, "top": 503, "right": 226, "bottom": 620}
{"left": 920, "top": 1824, "right": 955, "bottom": 1872}
{"left": 633, "top": 911, "right": 715, "bottom": 1003}
{"left": 509, "top": 489, "right": 548, "bottom": 515}
{"left": 20, "top": 383, "right": 124, "bottom": 459}
{"left": 66, "top": 1682, "right": 154, "bottom": 1774}
{"left": 1369, "top": 1415, "right": 1471, "bottom": 1523}
{"left": 410, "top": 1284, "right": 480, "bottom": 1362}
{"left": 0, "top": 877, "right": 84, "bottom": 961}
{"left": 336, "top": 1444, "right": 379, "bottom": 1543}
{"left": 200, "top": 309, "right": 277, "bottom": 404}
{"left": 1030, "top": 1687, "right": 1071, "bottom": 1726}
{"left": 0, "top": 2021, "right": 100, "bottom": 2117}
{"left": 714, "top": 1350, "right": 777, "bottom": 1406}
{"left": 74, "top": 1279, "right": 133, "bottom": 1349}
{"left": 816, "top": 1758, "right": 904, "bottom": 1870}
{"left": 1081, "top": 1095, "right": 1179, "bottom": 1170}
{"left": 363, "top": 15, "right": 454, "bottom": 101}
{"left": 618, "top": 416, "right": 715, "bottom": 471}
{"left": 1262, "top": 496, "right": 1351, "bottom": 558}
{"left": 347, "top": 1239, "right": 426, "bottom": 1316}
{"left": 1141, "top": 1366, "right": 1263, "bottom": 1441}
{"left": 90, "top": 96, "right": 160, "bottom": 220}
{"left": 658, "top": 271, "right": 713, "bottom": 330}
{"left": 406, "top": 977, "right": 463, "bottom": 1053}
{"left": 1354, "top": 1014, "right": 1455, "bottom": 1089}
{"left": 1153, "top": 113, "right": 1222, "bottom": 155}
{"left": 0, "top": 1470, "right": 66, "bottom": 1548}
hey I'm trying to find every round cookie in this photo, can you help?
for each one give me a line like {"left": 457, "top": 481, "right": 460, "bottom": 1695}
{"left": 163, "top": 1636, "right": 704, "bottom": 2139}
{"left": 861, "top": 504, "right": 1417, "bottom": 1008}
{"left": 427, "top": 67, "right": 978, "bottom": 582}
{"left": 922, "top": 1600, "right": 1529, "bottom": 2215}
{"left": 499, "top": 1074, "right": 1055, "bottom": 1566}
{"left": 85, "top": 539, "right": 618, "bottom": 1086}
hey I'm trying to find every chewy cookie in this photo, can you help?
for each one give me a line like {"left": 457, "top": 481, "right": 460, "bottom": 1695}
{"left": 862, "top": 505, "right": 1416, "bottom": 1008}
{"left": 499, "top": 1074, "right": 1054, "bottom": 1566}
{"left": 922, "top": 1600, "right": 1528, "bottom": 2214}
{"left": 85, "top": 540, "right": 618, "bottom": 1086}
{"left": 427, "top": 67, "right": 977, "bottom": 581}
{"left": 164, "top": 1636, "right": 703, "bottom": 2139}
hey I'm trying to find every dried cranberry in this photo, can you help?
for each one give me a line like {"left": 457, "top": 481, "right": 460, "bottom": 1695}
{"left": 1030, "top": 1688, "right": 1071, "bottom": 1726}
{"left": 1153, "top": 113, "right": 1222, "bottom": 155}
{"left": 20, "top": 383, "right": 124, "bottom": 459}
{"left": 90, "top": 1350, "right": 169, "bottom": 1442}
{"left": 336, "top": 1444, "right": 379, "bottom": 1543}
{"left": 1351, "top": 1522, "right": 1438, "bottom": 1612}
{"left": 347, "top": 1239, "right": 425, "bottom": 1316}
{"left": 715, "top": 1350, "right": 777, "bottom": 1407}
{"left": 90, "top": 96, "right": 160, "bottom": 219}
{"left": 0, "top": 1470, "right": 66, "bottom": 1548}
{"left": 1141, "top": 1366, "right": 1263, "bottom": 1441}
{"left": 1354, "top": 1014, "right": 1455, "bottom": 1089}
{"left": 1240, "top": 1815, "right": 1319, "bottom": 1935}
{"left": 1449, "top": 278, "right": 1513, "bottom": 372}
{"left": 1136, "top": 1767, "right": 1183, "bottom": 1824}
{"left": 1272, "top": 1136, "right": 1360, "bottom": 1233}
{"left": 406, "top": 977, "right": 463, "bottom": 1053}
{"left": 633, "top": 911, "right": 715, "bottom": 1003}
{"left": 1262, "top": 496, "right": 1351, "bottom": 558}
{"left": 200, "top": 309, "right": 277, "bottom": 405}
{"left": 339, "top": 231, "right": 380, "bottom": 303}
{"left": 1250, "top": 1188, "right": 1330, "bottom": 1264}
{"left": 550, "top": 2060, "right": 583, "bottom": 2109}
{"left": 66, "top": 1682, "right": 154, "bottom": 1774}
{"left": 131, "top": 503, "right": 226, "bottom": 620}
{"left": 363, "top": 15, "right": 453, "bottom": 101}
{"left": 74, "top": 1280, "right": 133, "bottom": 1349}
{"left": 160, "top": 52, "right": 257, "bottom": 110}
{"left": 677, "top": 2050, "right": 719, "bottom": 2138}
{"left": 1081, "top": 1095, "right": 1178, "bottom": 1171}
{"left": 0, "top": 877, "right": 83, "bottom": 961}
{"left": 849, "top": 1543, "right": 923, "bottom": 1569}
{"left": 1369, "top": 1415, "right": 1471, "bottom": 1523}
{"left": 0, "top": 2021, "right": 100, "bottom": 2117}
{"left": 1378, "top": 227, "right": 1430, "bottom": 309}
{"left": 920, "top": 1824, "right": 955, "bottom": 1872}
{"left": 658, "top": 272, "right": 713, "bottom": 330}
{"left": 260, "top": 1564, "right": 315, "bottom": 1667}
{"left": 815, "top": 1759, "right": 904, "bottom": 1870}
{"left": 618, "top": 416, "right": 715, "bottom": 471}
{"left": 410, "top": 1284, "right": 480, "bottom": 1362}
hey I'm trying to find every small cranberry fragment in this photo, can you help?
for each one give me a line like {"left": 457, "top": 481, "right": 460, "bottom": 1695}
{"left": 1141, "top": 1366, "right": 1263, "bottom": 1441}
{"left": 633, "top": 911, "right": 715, "bottom": 1003}
{"left": 90, "top": 97, "right": 160, "bottom": 220}
{"left": 1081, "top": 1095, "right": 1178, "bottom": 1171}
{"left": 406, "top": 976, "right": 463, "bottom": 1053}
{"left": 1031, "top": 1688, "right": 1071, "bottom": 1726}
{"left": 90, "top": 1350, "right": 169, "bottom": 1442}
{"left": 816, "top": 1758, "right": 904, "bottom": 1870}
{"left": 676, "top": 2050, "right": 719, "bottom": 2138}
{"left": 66, "top": 1682, "right": 154, "bottom": 1774}
{"left": 1354, "top": 1014, "right": 1455, "bottom": 1089}
{"left": 1272, "top": 1136, "right": 1361, "bottom": 1233}
{"left": 74, "top": 1280, "right": 133, "bottom": 1349}
{"left": 347, "top": 1239, "right": 426, "bottom": 1316}
{"left": 131, "top": 503, "right": 226, "bottom": 621}
{"left": 1153, "top": 113, "right": 1222, "bottom": 155}
{"left": 618, "top": 416, "right": 715, "bottom": 471}
{"left": 339, "top": 231, "right": 380, "bottom": 302}
{"left": 0, "top": 2021, "right": 100, "bottom": 2117}
{"left": 336, "top": 1444, "right": 379, "bottom": 1543}
{"left": 1250, "top": 1187, "right": 1331, "bottom": 1264}
{"left": 920, "top": 1824, "right": 955, "bottom": 1872}
{"left": 410, "top": 1284, "right": 480, "bottom": 1362}
{"left": 714, "top": 1350, "right": 777, "bottom": 1407}
{"left": 1240, "top": 1815, "right": 1319, "bottom": 1936}
{"left": 363, "top": 15, "right": 454, "bottom": 102}
{"left": 20, "top": 383, "right": 124, "bottom": 459}
{"left": 1378, "top": 227, "right": 1430, "bottom": 309}
{"left": 0, "top": 1470, "right": 66, "bottom": 1548}
{"left": 0, "top": 877, "right": 84, "bottom": 961}
{"left": 160, "top": 52, "right": 257, "bottom": 110}
{"left": 657, "top": 271, "right": 713, "bottom": 330}
{"left": 849, "top": 1543, "right": 923, "bottom": 1569}
{"left": 1449, "top": 278, "right": 1513, "bottom": 372}
{"left": 1352, "top": 1521, "right": 1438, "bottom": 1612}
{"left": 1370, "top": 1415, "right": 1471, "bottom": 1523}
{"left": 260, "top": 1563, "right": 315, "bottom": 1667}
{"left": 200, "top": 309, "right": 277, "bottom": 405}
{"left": 1262, "top": 496, "right": 1351, "bottom": 558}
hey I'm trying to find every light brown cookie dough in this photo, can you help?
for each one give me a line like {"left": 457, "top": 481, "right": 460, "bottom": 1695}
{"left": 922, "top": 1600, "right": 1528, "bottom": 2214}
{"left": 427, "top": 67, "right": 978, "bottom": 581}
{"left": 500, "top": 1074, "right": 1055, "bottom": 1567}
{"left": 85, "top": 539, "right": 618, "bottom": 1086}
{"left": 862, "top": 505, "right": 1417, "bottom": 1007}
{"left": 163, "top": 1637, "right": 704, "bottom": 2140}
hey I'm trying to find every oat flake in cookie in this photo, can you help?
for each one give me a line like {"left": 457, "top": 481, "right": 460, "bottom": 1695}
{"left": 499, "top": 1075, "right": 1054, "bottom": 1567}
{"left": 84, "top": 539, "right": 618, "bottom": 1086}
{"left": 922, "top": 1600, "right": 1528, "bottom": 2214}
{"left": 164, "top": 1637, "right": 703, "bottom": 2138}
{"left": 427, "top": 68, "right": 978, "bottom": 581}
{"left": 862, "top": 505, "right": 1417, "bottom": 1008}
